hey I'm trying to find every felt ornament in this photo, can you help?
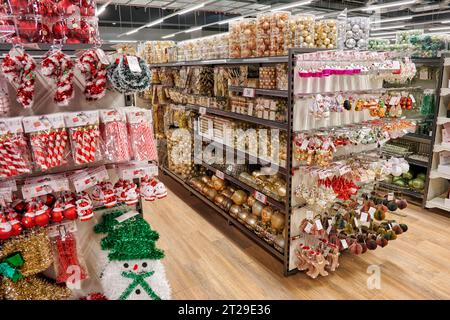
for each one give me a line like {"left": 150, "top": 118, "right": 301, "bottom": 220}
{"left": 41, "top": 49, "right": 75, "bottom": 106}
{"left": 1, "top": 47, "right": 36, "bottom": 109}
{"left": 78, "top": 49, "right": 108, "bottom": 100}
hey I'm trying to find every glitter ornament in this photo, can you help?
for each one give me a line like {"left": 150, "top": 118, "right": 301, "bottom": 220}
{"left": 52, "top": 232, "right": 87, "bottom": 284}
{"left": 1, "top": 47, "right": 36, "bottom": 109}
{"left": 41, "top": 49, "right": 75, "bottom": 106}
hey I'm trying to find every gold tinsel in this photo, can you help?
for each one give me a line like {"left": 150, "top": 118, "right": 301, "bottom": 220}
{"left": 0, "top": 275, "right": 71, "bottom": 300}
{"left": 0, "top": 229, "right": 53, "bottom": 276}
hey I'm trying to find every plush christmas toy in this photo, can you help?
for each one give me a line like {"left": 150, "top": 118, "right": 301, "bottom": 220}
{"left": 1, "top": 47, "right": 36, "bottom": 109}
{"left": 78, "top": 49, "right": 108, "bottom": 100}
{"left": 98, "top": 214, "right": 171, "bottom": 300}
{"left": 41, "top": 49, "right": 75, "bottom": 106}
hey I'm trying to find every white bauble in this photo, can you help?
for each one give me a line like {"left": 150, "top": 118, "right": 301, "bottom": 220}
{"left": 100, "top": 259, "right": 171, "bottom": 300}
{"left": 400, "top": 161, "right": 410, "bottom": 174}
{"left": 389, "top": 157, "right": 400, "bottom": 165}
{"left": 391, "top": 165, "right": 402, "bottom": 177}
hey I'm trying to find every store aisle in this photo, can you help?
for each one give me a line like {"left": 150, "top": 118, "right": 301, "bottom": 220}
{"left": 143, "top": 175, "right": 450, "bottom": 300}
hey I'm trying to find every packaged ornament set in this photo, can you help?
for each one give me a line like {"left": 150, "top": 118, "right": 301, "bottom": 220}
{"left": 0, "top": 108, "right": 158, "bottom": 179}
{"left": 0, "top": 0, "right": 99, "bottom": 45}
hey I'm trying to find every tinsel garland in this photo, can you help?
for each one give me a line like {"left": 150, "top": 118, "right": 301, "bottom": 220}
{"left": 78, "top": 49, "right": 108, "bottom": 100}
{"left": 0, "top": 275, "right": 71, "bottom": 300}
{"left": 107, "top": 55, "right": 151, "bottom": 94}
{"left": 0, "top": 47, "right": 36, "bottom": 109}
{"left": 0, "top": 229, "right": 53, "bottom": 277}
{"left": 100, "top": 218, "right": 164, "bottom": 261}
{"left": 41, "top": 49, "right": 75, "bottom": 106}
{"left": 93, "top": 208, "right": 130, "bottom": 234}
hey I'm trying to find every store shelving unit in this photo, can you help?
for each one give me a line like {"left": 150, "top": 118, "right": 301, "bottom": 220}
{"left": 152, "top": 50, "right": 305, "bottom": 275}
{"left": 425, "top": 53, "right": 450, "bottom": 211}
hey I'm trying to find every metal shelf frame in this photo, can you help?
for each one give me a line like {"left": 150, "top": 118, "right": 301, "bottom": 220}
{"left": 228, "top": 86, "right": 288, "bottom": 98}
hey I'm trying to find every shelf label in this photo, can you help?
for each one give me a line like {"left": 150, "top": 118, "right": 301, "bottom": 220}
{"left": 341, "top": 239, "right": 349, "bottom": 249}
{"left": 199, "top": 107, "right": 207, "bottom": 115}
{"left": 368, "top": 207, "right": 377, "bottom": 219}
{"left": 387, "top": 192, "right": 394, "bottom": 201}
{"left": 304, "top": 222, "right": 313, "bottom": 234}
{"left": 306, "top": 210, "right": 313, "bottom": 220}
{"left": 215, "top": 170, "right": 224, "bottom": 180}
{"left": 315, "top": 219, "right": 323, "bottom": 231}
{"left": 127, "top": 55, "right": 142, "bottom": 73}
{"left": 243, "top": 88, "right": 256, "bottom": 98}
{"left": 253, "top": 191, "right": 267, "bottom": 204}
{"left": 360, "top": 212, "right": 368, "bottom": 222}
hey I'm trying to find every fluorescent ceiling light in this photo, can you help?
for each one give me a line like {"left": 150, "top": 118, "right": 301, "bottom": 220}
{"left": 145, "top": 18, "right": 165, "bottom": 28}
{"left": 95, "top": 1, "right": 111, "bottom": 16}
{"left": 372, "top": 24, "right": 406, "bottom": 31}
{"left": 441, "top": 20, "right": 450, "bottom": 24}
{"left": 370, "top": 16, "right": 413, "bottom": 24}
{"left": 362, "top": 0, "right": 417, "bottom": 11}
{"left": 162, "top": 34, "right": 175, "bottom": 39}
{"left": 370, "top": 31, "right": 401, "bottom": 36}
{"left": 125, "top": 26, "right": 145, "bottom": 35}
{"left": 218, "top": 16, "right": 242, "bottom": 25}
{"left": 271, "top": 0, "right": 312, "bottom": 12}
{"left": 429, "top": 26, "right": 450, "bottom": 31}
{"left": 109, "top": 40, "right": 138, "bottom": 43}
{"left": 185, "top": 26, "right": 203, "bottom": 33}
{"left": 176, "top": 3, "right": 205, "bottom": 15}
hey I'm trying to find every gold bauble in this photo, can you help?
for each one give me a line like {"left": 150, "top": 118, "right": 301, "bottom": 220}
{"left": 247, "top": 195, "right": 256, "bottom": 207}
{"left": 237, "top": 208, "right": 249, "bottom": 223}
{"left": 222, "top": 198, "right": 234, "bottom": 212}
{"left": 245, "top": 214, "right": 258, "bottom": 230}
{"left": 206, "top": 188, "right": 217, "bottom": 201}
{"left": 231, "top": 190, "right": 248, "bottom": 206}
{"left": 201, "top": 176, "right": 211, "bottom": 184}
{"left": 221, "top": 189, "right": 233, "bottom": 198}
{"left": 261, "top": 206, "right": 273, "bottom": 224}
{"left": 252, "top": 201, "right": 264, "bottom": 216}
{"left": 214, "top": 194, "right": 226, "bottom": 206}
{"left": 201, "top": 185, "right": 210, "bottom": 195}
{"left": 229, "top": 204, "right": 241, "bottom": 218}
{"left": 271, "top": 211, "right": 285, "bottom": 232}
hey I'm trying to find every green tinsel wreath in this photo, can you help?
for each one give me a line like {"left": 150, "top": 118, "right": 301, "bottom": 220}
{"left": 107, "top": 55, "right": 151, "bottom": 94}
{"left": 94, "top": 208, "right": 129, "bottom": 234}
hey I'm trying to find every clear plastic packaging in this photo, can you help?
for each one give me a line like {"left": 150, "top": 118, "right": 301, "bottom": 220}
{"left": 0, "top": 73, "right": 10, "bottom": 116}
{"left": 0, "top": 117, "right": 32, "bottom": 178}
{"left": 126, "top": 108, "right": 158, "bottom": 161}
{"left": 270, "top": 11, "right": 290, "bottom": 56}
{"left": 256, "top": 12, "right": 272, "bottom": 57}
{"left": 23, "top": 114, "right": 69, "bottom": 172}
{"left": 216, "top": 33, "right": 229, "bottom": 59}
{"left": 100, "top": 109, "right": 131, "bottom": 163}
{"left": 276, "top": 63, "right": 288, "bottom": 90}
{"left": 314, "top": 19, "right": 338, "bottom": 49}
{"left": 240, "top": 19, "right": 257, "bottom": 58}
{"left": 292, "top": 14, "right": 315, "bottom": 48}
{"left": 229, "top": 20, "right": 241, "bottom": 58}
{"left": 345, "top": 17, "right": 370, "bottom": 50}
{"left": 396, "top": 29, "right": 424, "bottom": 44}
{"left": 259, "top": 66, "right": 276, "bottom": 89}
{"left": 65, "top": 111, "right": 102, "bottom": 165}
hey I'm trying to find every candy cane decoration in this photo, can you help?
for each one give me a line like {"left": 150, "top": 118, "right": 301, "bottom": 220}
{"left": 30, "top": 133, "right": 48, "bottom": 171}
{"left": 78, "top": 49, "right": 108, "bottom": 101}
{"left": 41, "top": 50, "right": 75, "bottom": 106}
{"left": 1, "top": 48, "right": 36, "bottom": 109}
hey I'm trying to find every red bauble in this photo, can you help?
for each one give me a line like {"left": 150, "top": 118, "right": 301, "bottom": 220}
{"left": 35, "top": 211, "right": 49, "bottom": 227}
{"left": 22, "top": 214, "right": 35, "bottom": 229}
{"left": 65, "top": 37, "right": 81, "bottom": 44}
{"left": 13, "top": 200, "right": 27, "bottom": 214}
{"left": 33, "top": 23, "right": 51, "bottom": 43}
{"left": 71, "top": 20, "right": 90, "bottom": 42}
{"left": 52, "top": 20, "right": 68, "bottom": 40}
{"left": 64, "top": 204, "right": 78, "bottom": 220}
{"left": 57, "top": 0, "right": 76, "bottom": 15}
{"left": 9, "top": 220, "right": 23, "bottom": 237}
{"left": 40, "top": 194, "right": 56, "bottom": 207}
{"left": 0, "top": 217, "right": 12, "bottom": 240}
{"left": 18, "top": 19, "right": 42, "bottom": 41}
{"left": 8, "top": 0, "right": 33, "bottom": 15}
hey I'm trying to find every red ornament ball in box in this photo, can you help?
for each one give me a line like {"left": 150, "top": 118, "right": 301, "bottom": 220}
{"left": 17, "top": 19, "right": 39, "bottom": 42}
{"left": 57, "top": 0, "right": 77, "bottom": 15}
{"left": 52, "top": 20, "right": 68, "bottom": 39}
{"left": 71, "top": 20, "right": 90, "bottom": 42}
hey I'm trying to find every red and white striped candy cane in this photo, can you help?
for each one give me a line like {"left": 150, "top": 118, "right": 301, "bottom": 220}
{"left": 31, "top": 133, "right": 48, "bottom": 171}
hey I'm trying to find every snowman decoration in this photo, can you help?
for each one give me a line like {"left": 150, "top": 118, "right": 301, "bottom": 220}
{"left": 98, "top": 215, "right": 171, "bottom": 300}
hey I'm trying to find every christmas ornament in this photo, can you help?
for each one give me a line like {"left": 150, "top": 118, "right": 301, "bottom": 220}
{"left": 76, "top": 193, "right": 94, "bottom": 221}
{"left": 41, "top": 49, "right": 75, "bottom": 106}
{"left": 97, "top": 214, "right": 171, "bottom": 300}
{"left": 52, "top": 20, "right": 68, "bottom": 40}
{"left": 52, "top": 232, "right": 87, "bottom": 284}
{"left": 101, "top": 110, "right": 131, "bottom": 162}
{"left": 63, "top": 193, "right": 77, "bottom": 220}
{"left": 22, "top": 202, "right": 36, "bottom": 229}
{"left": 70, "top": 125, "right": 101, "bottom": 165}
{"left": 51, "top": 198, "right": 64, "bottom": 222}
{"left": 107, "top": 55, "right": 151, "bottom": 94}
{"left": 34, "top": 202, "right": 50, "bottom": 227}
{"left": 29, "top": 128, "right": 69, "bottom": 171}
{"left": 0, "top": 214, "right": 12, "bottom": 240}
{"left": 0, "top": 131, "right": 33, "bottom": 179}
{"left": 1, "top": 47, "right": 36, "bottom": 109}
{"left": 122, "top": 182, "right": 139, "bottom": 206}
{"left": 78, "top": 49, "right": 108, "bottom": 100}
{"left": 126, "top": 110, "right": 158, "bottom": 161}
{"left": 6, "top": 209, "right": 23, "bottom": 237}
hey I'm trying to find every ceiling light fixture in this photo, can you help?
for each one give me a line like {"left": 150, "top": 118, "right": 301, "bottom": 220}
{"left": 95, "top": 1, "right": 111, "bottom": 16}
{"left": 162, "top": 34, "right": 175, "bottom": 39}
{"left": 185, "top": 26, "right": 203, "bottom": 33}
{"left": 271, "top": 0, "right": 313, "bottom": 12}
{"left": 145, "top": 18, "right": 165, "bottom": 28}
{"left": 370, "top": 16, "right": 413, "bottom": 24}
{"left": 371, "top": 24, "right": 406, "bottom": 31}
{"left": 429, "top": 26, "right": 450, "bottom": 31}
{"left": 361, "top": 0, "right": 417, "bottom": 11}
{"left": 176, "top": 3, "right": 206, "bottom": 16}
{"left": 125, "top": 26, "right": 145, "bottom": 35}
{"left": 441, "top": 20, "right": 450, "bottom": 24}
{"left": 217, "top": 16, "right": 242, "bottom": 25}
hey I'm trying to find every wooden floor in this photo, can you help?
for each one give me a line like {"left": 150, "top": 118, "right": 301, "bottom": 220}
{"left": 143, "top": 174, "right": 450, "bottom": 299}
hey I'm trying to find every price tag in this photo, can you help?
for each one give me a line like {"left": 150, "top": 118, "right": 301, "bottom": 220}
{"left": 368, "top": 207, "right": 376, "bottom": 218}
{"left": 354, "top": 217, "right": 360, "bottom": 228}
{"left": 419, "top": 67, "right": 429, "bottom": 80}
{"left": 409, "top": 94, "right": 416, "bottom": 104}
{"left": 392, "top": 60, "right": 401, "bottom": 70}
{"left": 326, "top": 224, "right": 332, "bottom": 235}
{"left": 341, "top": 239, "right": 349, "bottom": 249}
{"left": 96, "top": 49, "right": 110, "bottom": 65}
{"left": 306, "top": 210, "right": 314, "bottom": 220}
{"left": 254, "top": 191, "right": 267, "bottom": 204}
{"left": 243, "top": 88, "right": 256, "bottom": 98}
{"left": 387, "top": 193, "right": 394, "bottom": 201}
{"left": 115, "top": 210, "right": 140, "bottom": 223}
{"left": 315, "top": 219, "right": 323, "bottom": 231}
{"left": 304, "top": 222, "right": 313, "bottom": 233}
{"left": 215, "top": 170, "right": 224, "bottom": 180}
{"left": 127, "top": 55, "right": 142, "bottom": 73}
{"left": 360, "top": 212, "right": 368, "bottom": 222}
{"left": 199, "top": 107, "right": 207, "bottom": 115}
